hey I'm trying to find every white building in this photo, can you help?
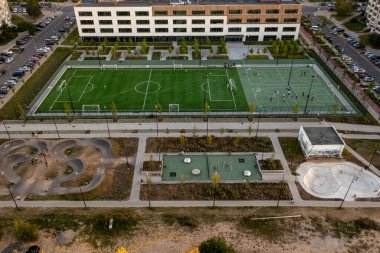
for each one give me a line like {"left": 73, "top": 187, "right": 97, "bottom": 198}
{"left": 366, "top": 0, "right": 380, "bottom": 34}
{"left": 0, "top": 0, "right": 12, "bottom": 27}
{"left": 74, "top": 0, "right": 301, "bottom": 42}
{"left": 298, "top": 126, "right": 345, "bottom": 158}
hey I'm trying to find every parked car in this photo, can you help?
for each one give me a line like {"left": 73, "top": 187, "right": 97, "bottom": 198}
{"left": 363, "top": 76, "right": 375, "bottom": 82}
{"left": 26, "top": 246, "right": 40, "bottom": 253}
{"left": 12, "top": 70, "right": 25, "bottom": 77}
{"left": 5, "top": 57, "right": 14, "bottom": 63}
{"left": 0, "top": 69, "right": 6, "bottom": 76}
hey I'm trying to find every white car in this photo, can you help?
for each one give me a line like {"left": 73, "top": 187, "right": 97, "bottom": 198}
{"left": 363, "top": 76, "right": 375, "bottom": 82}
{"left": 354, "top": 68, "right": 366, "bottom": 74}
{"left": 19, "top": 66, "right": 31, "bottom": 71}
{"left": 5, "top": 57, "right": 14, "bottom": 63}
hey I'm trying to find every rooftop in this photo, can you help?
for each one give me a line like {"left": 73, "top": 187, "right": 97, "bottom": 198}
{"left": 302, "top": 126, "right": 344, "bottom": 146}
{"left": 78, "top": 0, "right": 300, "bottom": 7}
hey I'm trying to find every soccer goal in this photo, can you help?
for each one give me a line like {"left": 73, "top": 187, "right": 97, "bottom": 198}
{"left": 173, "top": 64, "right": 182, "bottom": 70}
{"left": 169, "top": 104, "right": 179, "bottom": 112}
{"left": 57, "top": 80, "right": 67, "bottom": 93}
{"left": 102, "top": 64, "right": 118, "bottom": 70}
{"left": 82, "top": 104, "right": 100, "bottom": 113}
{"left": 227, "top": 78, "right": 237, "bottom": 91}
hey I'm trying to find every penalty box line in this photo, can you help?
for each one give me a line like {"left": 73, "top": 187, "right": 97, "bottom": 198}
{"left": 207, "top": 73, "right": 236, "bottom": 106}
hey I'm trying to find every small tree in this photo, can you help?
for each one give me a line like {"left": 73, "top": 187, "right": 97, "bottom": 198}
{"left": 64, "top": 102, "right": 72, "bottom": 121}
{"left": 248, "top": 102, "right": 255, "bottom": 121}
{"left": 331, "top": 101, "right": 339, "bottom": 115}
{"left": 249, "top": 48, "right": 254, "bottom": 55}
{"left": 141, "top": 38, "right": 148, "bottom": 55}
{"left": 199, "top": 237, "right": 235, "bottom": 253}
{"left": 293, "top": 102, "right": 300, "bottom": 114}
{"left": 205, "top": 37, "right": 211, "bottom": 46}
{"left": 168, "top": 46, "right": 174, "bottom": 55}
{"left": 104, "top": 38, "right": 109, "bottom": 47}
{"left": 219, "top": 128, "right": 225, "bottom": 136}
{"left": 207, "top": 135, "right": 213, "bottom": 145}
{"left": 111, "top": 101, "right": 117, "bottom": 121}
{"left": 122, "top": 38, "right": 127, "bottom": 47}
{"left": 128, "top": 38, "right": 134, "bottom": 48}
{"left": 148, "top": 153, "right": 155, "bottom": 171}
{"left": 26, "top": 0, "right": 41, "bottom": 17}
{"left": 233, "top": 133, "right": 241, "bottom": 148}
{"left": 211, "top": 172, "right": 220, "bottom": 208}
{"left": 209, "top": 47, "right": 214, "bottom": 56}
{"left": 247, "top": 125, "right": 253, "bottom": 136}
{"left": 180, "top": 38, "right": 188, "bottom": 54}
{"left": 146, "top": 174, "right": 153, "bottom": 209}
{"left": 115, "top": 247, "right": 129, "bottom": 253}
{"left": 179, "top": 133, "right": 186, "bottom": 148}
{"left": 13, "top": 220, "right": 39, "bottom": 242}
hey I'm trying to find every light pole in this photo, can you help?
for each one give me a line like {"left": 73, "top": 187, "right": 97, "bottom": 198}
{"left": 104, "top": 106, "right": 111, "bottom": 138}
{"left": 50, "top": 110, "right": 60, "bottom": 139}
{"left": 303, "top": 75, "right": 315, "bottom": 114}
{"left": 2, "top": 121, "right": 10, "bottom": 139}
{"left": 1, "top": 172, "right": 19, "bottom": 209}
{"left": 339, "top": 174, "right": 358, "bottom": 209}
{"left": 75, "top": 172, "right": 87, "bottom": 208}
{"left": 287, "top": 53, "right": 295, "bottom": 87}
{"left": 367, "top": 149, "right": 380, "bottom": 169}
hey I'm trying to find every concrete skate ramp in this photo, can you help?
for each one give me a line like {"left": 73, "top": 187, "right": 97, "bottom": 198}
{"left": 303, "top": 166, "right": 340, "bottom": 196}
{"left": 298, "top": 162, "right": 380, "bottom": 200}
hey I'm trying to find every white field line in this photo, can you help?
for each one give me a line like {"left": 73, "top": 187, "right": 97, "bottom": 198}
{"left": 225, "top": 69, "right": 237, "bottom": 110}
{"left": 50, "top": 69, "right": 77, "bottom": 110}
{"left": 76, "top": 76, "right": 94, "bottom": 102}
{"left": 142, "top": 70, "right": 152, "bottom": 110}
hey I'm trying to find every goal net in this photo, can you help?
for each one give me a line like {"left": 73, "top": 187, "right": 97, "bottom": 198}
{"left": 173, "top": 64, "right": 182, "bottom": 70}
{"left": 169, "top": 104, "right": 179, "bottom": 112}
{"left": 102, "top": 64, "right": 118, "bottom": 70}
{"left": 57, "top": 80, "right": 67, "bottom": 93}
{"left": 227, "top": 78, "right": 237, "bottom": 91}
{"left": 82, "top": 104, "right": 100, "bottom": 113}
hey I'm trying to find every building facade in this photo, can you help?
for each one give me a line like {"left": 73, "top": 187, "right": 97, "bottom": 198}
{"left": 0, "top": 0, "right": 12, "bottom": 27}
{"left": 74, "top": 0, "right": 301, "bottom": 41}
{"left": 366, "top": 0, "right": 380, "bottom": 34}
{"left": 298, "top": 126, "right": 345, "bottom": 158}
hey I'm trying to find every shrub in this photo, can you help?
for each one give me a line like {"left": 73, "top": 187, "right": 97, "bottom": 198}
{"left": 199, "top": 237, "right": 235, "bottom": 253}
{"left": 13, "top": 220, "right": 39, "bottom": 242}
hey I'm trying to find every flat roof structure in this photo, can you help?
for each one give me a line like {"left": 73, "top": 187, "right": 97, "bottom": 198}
{"left": 302, "top": 127, "right": 344, "bottom": 146}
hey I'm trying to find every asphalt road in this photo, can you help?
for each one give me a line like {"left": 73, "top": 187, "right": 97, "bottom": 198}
{"left": 303, "top": 6, "right": 380, "bottom": 84}
{"left": 0, "top": 5, "right": 74, "bottom": 85}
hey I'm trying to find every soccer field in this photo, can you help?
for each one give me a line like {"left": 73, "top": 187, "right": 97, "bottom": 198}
{"left": 32, "top": 64, "right": 356, "bottom": 116}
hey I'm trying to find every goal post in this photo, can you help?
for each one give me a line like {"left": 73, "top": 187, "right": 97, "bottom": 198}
{"left": 82, "top": 104, "right": 100, "bottom": 113}
{"left": 227, "top": 78, "right": 237, "bottom": 91}
{"left": 169, "top": 104, "right": 179, "bottom": 112}
{"left": 173, "top": 64, "right": 182, "bottom": 70}
{"left": 101, "top": 64, "right": 118, "bottom": 70}
{"left": 57, "top": 80, "right": 67, "bottom": 93}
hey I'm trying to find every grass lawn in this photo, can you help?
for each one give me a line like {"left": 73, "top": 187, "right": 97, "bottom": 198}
{"left": 332, "top": 14, "right": 351, "bottom": 21}
{"left": 344, "top": 139, "right": 380, "bottom": 169}
{"left": 343, "top": 16, "right": 367, "bottom": 32}
{"left": 316, "top": 15, "right": 333, "bottom": 25}
{"left": 61, "top": 28, "right": 79, "bottom": 45}
{"left": 359, "top": 34, "right": 380, "bottom": 49}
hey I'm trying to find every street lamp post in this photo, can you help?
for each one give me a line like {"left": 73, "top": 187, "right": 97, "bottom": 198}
{"left": 367, "top": 149, "right": 379, "bottom": 169}
{"left": 3, "top": 121, "right": 10, "bottom": 139}
{"left": 303, "top": 75, "right": 315, "bottom": 114}
{"left": 287, "top": 53, "right": 295, "bottom": 87}
{"left": 75, "top": 172, "right": 87, "bottom": 208}
{"left": 52, "top": 112, "right": 60, "bottom": 139}
{"left": 104, "top": 106, "right": 111, "bottom": 138}
{"left": 1, "top": 172, "right": 19, "bottom": 209}
{"left": 339, "top": 174, "right": 358, "bottom": 209}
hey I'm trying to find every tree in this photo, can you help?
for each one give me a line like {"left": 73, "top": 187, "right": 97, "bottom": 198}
{"left": 104, "top": 38, "right": 109, "bottom": 47}
{"left": 146, "top": 174, "right": 153, "bottom": 209}
{"left": 168, "top": 46, "right": 173, "bottom": 55}
{"left": 336, "top": 0, "right": 352, "bottom": 17}
{"left": 293, "top": 102, "right": 300, "bottom": 114}
{"left": 248, "top": 102, "right": 255, "bottom": 121}
{"left": 17, "top": 103, "right": 26, "bottom": 122}
{"left": 122, "top": 38, "right": 127, "bottom": 47}
{"left": 247, "top": 125, "right": 253, "bottom": 136}
{"left": 179, "top": 133, "right": 186, "bottom": 148}
{"left": 111, "top": 101, "right": 117, "bottom": 121}
{"left": 211, "top": 172, "right": 220, "bottom": 208}
{"left": 115, "top": 247, "right": 129, "bottom": 253}
{"left": 331, "top": 101, "right": 339, "bottom": 115}
{"left": 249, "top": 48, "right": 254, "bottom": 55}
{"left": 64, "top": 102, "right": 72, "bottom": 120}
{"left": 219, "top": 128, "right": 225, "bottom": 136}
{"left": 204, "top": 102, "right": 210, "bottom": 135}
{"left": 13, "top": 220, "right": 39, "bottom": 242}
{"left": 199, "top": 237, "right": 235, "bottom": 253}
{"left": 128, "top": 38, "right": 134, "bottom": 48}
{"left": 141, "top": 38, "right": 148, "bottom": 55}
{"left": 26, "top": 0, "right": 41, "bottom": 17}
{"left": 111, "top": 46, "right": 117, "bottom": 59}
{"left": 180, "top": 38, "right": 188, "bottom": 54}
{"left": 116, "top": 37, "right": 121, "bottom": 45}
{"left": 205, "top": 37, "right": 211, "bottom": 46}
{"left": 207, "top": 134, "right": 213, "bottom": 145}
{"left": 209, "top": 47, "right": 214, "bottom": 56}
{"left": 233, "top": 133, "right": 241, "bottom": 148}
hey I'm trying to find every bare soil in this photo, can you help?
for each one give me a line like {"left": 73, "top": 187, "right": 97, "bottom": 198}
{"left": 142, "top": 161, "right": 162, "bottom": 171}
{"left": 12, "top": 146, "right": 38, "bottom": 155}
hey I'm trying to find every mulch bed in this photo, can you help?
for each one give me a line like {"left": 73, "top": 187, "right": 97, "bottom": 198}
{"left": 259, "top": 159, "right": 283, "bottom": 170}
{"left": 142, "top": 161, "right": 162, "bottom": 171}
{"left": 111, "top": 138, "right": 139, "bottom": 157}
{"left": 140, "top": 183, "right": 292, "bottom": 201}
{"left": 146, "top": 136, "right": 273, "bottom": 153}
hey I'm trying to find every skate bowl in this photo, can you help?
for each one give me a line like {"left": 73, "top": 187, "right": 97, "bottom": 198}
{"left": 297, "top": 162, "right": 380, "bottom": 200}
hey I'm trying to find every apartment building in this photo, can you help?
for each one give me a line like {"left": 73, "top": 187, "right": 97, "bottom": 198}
{"left": 0, "top": 0, "right": 12, "bottom": 27}
{"left": 74, "top": 0, "right": 301, "bottom": 42}
{"left": 366, "top": 0, "right": 380, "bottom": 34}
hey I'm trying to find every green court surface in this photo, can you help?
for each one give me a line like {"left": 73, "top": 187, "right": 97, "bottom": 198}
{"left": 34, "top": 65, "right": 354, "bottom": 115}
{"left": 162, "top": 154, "right": 262, "bottom": 181}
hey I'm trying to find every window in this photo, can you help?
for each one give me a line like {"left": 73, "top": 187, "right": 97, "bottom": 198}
{"left": 228, "top": 27, "right": 241, "bottom": 32}
{"left": 137, "top": 28, "right": 150, "bottom": 33}
{"left": 154, "top": 10, "right": 167, "bottom": 16}
{"left": 97, "top": 11, "right": 111, "bottom": 16}
{"left": 263, "top": 35, "right": 277, "bottom": 41}
{"left": 285, "top": 9, "right": 298, "bottom": 13}
{"left": 82, "top": 28, "right": 95, "bottom": 33}
{"left": 210, "top": 19, "right": 223, "bottom": 24}
{"left": 173, "top": 19, "right": 186, "bottom": 24}
{"left": 264, "top": 27, "right": 278, "bottom": 32}
{"left": 100, "top": 28, "right": 113, "bottom": 33}
{"left": 119, "top": 28, "right": 132, "bottom": 33}
{"left": 135, "top": 11, "right": 149, "bottom": 16}
{"left": 78, "top": 11, "right": 92, "bottom": 17}
{"left": 99, "top": 20, "right": 112, "bottom": 25}
{"left": 80, "top": 20, "right": 93, "bottom": 25}
{"left": 155, "top": 28, "right": 168, "bottom": 33}
{"left": 136, "top": 20, "right": 150, "bottom": 25}
{"left": 283, "top": 27, "right": 297, "bottom": 32}
{"left": 247, "top": 27, "right": 260, "bottom": 32}
{"left": 210, "top": 28, "right": 223, "bottom": 32}
{"left": 266, "top": 9, "right": 279, "bottom": 14}
{"left": 192, "top": 10, "right": 205, "bottom": 15}
{"left": 229, "top": 10, "right": 242, "bottom": 14}
{"left": 229, "top": 18, "right": 241, "bottom": 24}
{"left": 284, "top": 18, "right": 297, "bottom": 23}
{"left": 247, "top": 9, "right": 261, "bottom": 14}
{"left": 265, "top": 18, "right": 278, "bottom": 23}
{"left": 192, "top": 19, "right": 205, "bottom": 24}
{"left": 174, "top": 28, "right": 186, "bottom": 32}
{"left": 192, "top": 28, "right": 205, "bottom": 32}
{"left": 116, "top": 11, "right": 130, "bottom": 16}
{"left": 173, "top": 10, "right": 186, "bottom": 16}
{"left": 247, "top": 18, "right": 260, "bottom": 23}
{"left": 211, "top": 10, "right": 224, "bottom": 15}
{"left": 282, "top": 35, "right": 295, "bottom": 40}
{"left": 118, "top": 20, "right": 131, "bottom": 25}
{"left": 155, "top": 20, "right": 168, "bottom": 25}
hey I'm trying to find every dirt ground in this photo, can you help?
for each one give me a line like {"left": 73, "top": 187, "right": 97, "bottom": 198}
{"left": 1, "top": 207, "right": 380, "bottom": 253}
